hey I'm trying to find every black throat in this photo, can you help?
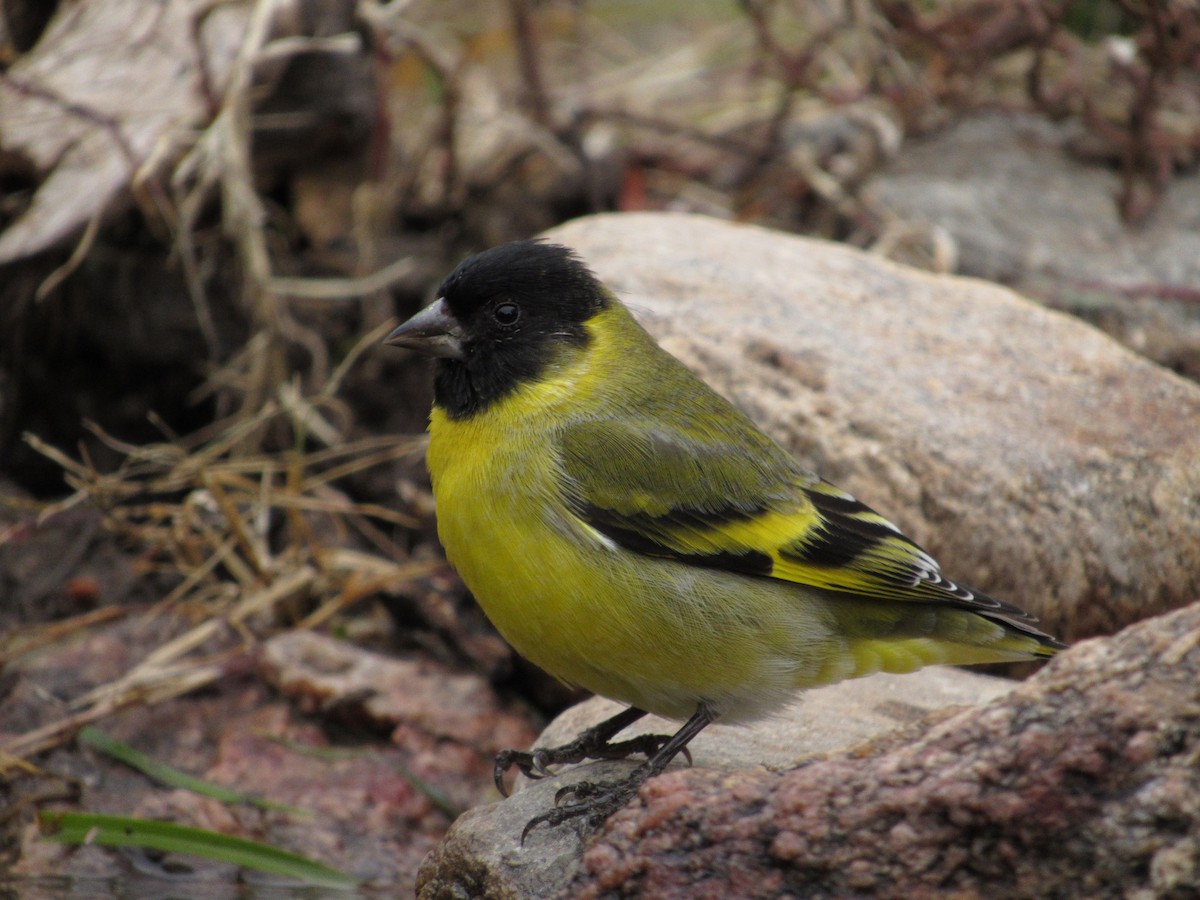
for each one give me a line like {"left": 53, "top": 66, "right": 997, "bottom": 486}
{"left": 433, "top": 357, "right": 513, "bottom": 419}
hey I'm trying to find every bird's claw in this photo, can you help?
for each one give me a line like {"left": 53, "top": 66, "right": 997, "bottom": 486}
{"left": 553, "top": 780, "right": 589, "bottom": 805}
{"left": 494, "top": 747, "right": 564, "bottom": 797}
{"left": 530, "top": 748, "right": 555, "bottom": 777}
{"left": 520, "top": 777, "right": 642, "bottom": 844}
{"left": 494, "top": 749, "right": 531, "bottom": 796}
{"left": 511, "top": 705, "right": 713, "bottom": 840}
{"left": 493, "top": 710, "right": 670, "bottom": 797}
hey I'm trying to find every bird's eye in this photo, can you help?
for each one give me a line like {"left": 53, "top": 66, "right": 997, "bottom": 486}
{"left": 493, "top": 302, "right": 520, "bottom": 326}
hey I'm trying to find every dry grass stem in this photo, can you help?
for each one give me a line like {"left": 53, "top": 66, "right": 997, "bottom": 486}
{"left": 12, "top": 330, "right": 430, "bottom": 759}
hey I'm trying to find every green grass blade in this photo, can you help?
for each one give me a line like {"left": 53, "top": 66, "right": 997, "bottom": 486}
{"left": 39, "top": 811, "right": 359, "bottom": 889}
{"left": 78, "top": 726, "right": 309, "bottom": 816}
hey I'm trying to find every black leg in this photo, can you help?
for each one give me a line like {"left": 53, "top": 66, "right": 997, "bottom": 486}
{"left": 494, "top": 705, "right": 654, "bottom": 796}
{"left": 520, "top": 703, "right": 715, "bottom": 842}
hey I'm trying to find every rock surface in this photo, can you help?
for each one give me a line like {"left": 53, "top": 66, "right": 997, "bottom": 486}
{"left": 418, "top": 667, "right": 1021, "bottom": 899}
{"left": 420, "top": 601, "right": 1200, "bottom": 899}
{"left": 868, "top": 112, "right": 1200, "bottom": 381}
{"left": 564, "top": 601, "right": 1200, "bottom": 899}
{"left": 260, "top": 630, "right": 536, "bottom": 759}
{"left": 869, "top": 112, "right": 1200, "bottom": 288}
{"left": 542, "top": 212, "right": 1200, "bottom": 640}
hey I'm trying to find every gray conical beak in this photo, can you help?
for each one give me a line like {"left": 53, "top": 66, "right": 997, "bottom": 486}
{"left": 384, "top": 299, "right": 465, "bottom": 359}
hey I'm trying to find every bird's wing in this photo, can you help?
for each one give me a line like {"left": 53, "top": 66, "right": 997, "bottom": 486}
{"left": 559, "top": 416, "right": 1029, "bottom": 620}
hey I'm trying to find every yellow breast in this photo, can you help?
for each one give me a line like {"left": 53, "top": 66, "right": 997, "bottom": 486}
{"left": 425, "top": 332, "right": 614, "bottom": 683}
{"left": 423, "top": 311, "right": 753, "bottom": 713}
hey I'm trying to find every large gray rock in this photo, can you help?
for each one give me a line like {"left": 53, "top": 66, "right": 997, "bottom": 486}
{"left": 543, "top": 212, "right": 1200, "bottom": 640}
{"left": 869, "top": 112, "right": 1200, "bottom": 288}
{"left": 418, "top": 668, "right": 1020, "bottom": 899}
{"left": 562, "top": 600, "right": 1200, "bottom": 899}
{"left": 420, "top": 601, "right": 1200, "bottom": 899}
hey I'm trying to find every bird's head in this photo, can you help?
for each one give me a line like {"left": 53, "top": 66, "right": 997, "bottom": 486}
{"left": 386, "top": 241, "right": 609, "bottom": 417}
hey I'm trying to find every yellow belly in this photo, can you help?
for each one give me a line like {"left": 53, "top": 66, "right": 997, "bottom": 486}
{"left": 426, "top": 403, "right": 835, "bottom": 720}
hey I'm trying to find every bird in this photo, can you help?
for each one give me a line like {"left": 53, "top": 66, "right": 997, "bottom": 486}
{"left": 385, "top": 239, "right": 1064, "bottom": 837}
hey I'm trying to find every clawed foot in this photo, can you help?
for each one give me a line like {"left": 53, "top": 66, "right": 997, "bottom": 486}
{"left": 494, "top": 728, "right": 684, "bottom": 795}
{"left": 494, "top": 706, "right": 667, "bottom": 796}
{"left": 505, "top": 703, "right": 716, "bottom": 842}
{"left": 520, "top": 770, "right": 648, "bottom": 843}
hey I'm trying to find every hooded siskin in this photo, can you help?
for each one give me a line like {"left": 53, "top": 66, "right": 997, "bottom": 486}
{"left": 387, "top": 240, "right": 1062, "bottom": 729}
